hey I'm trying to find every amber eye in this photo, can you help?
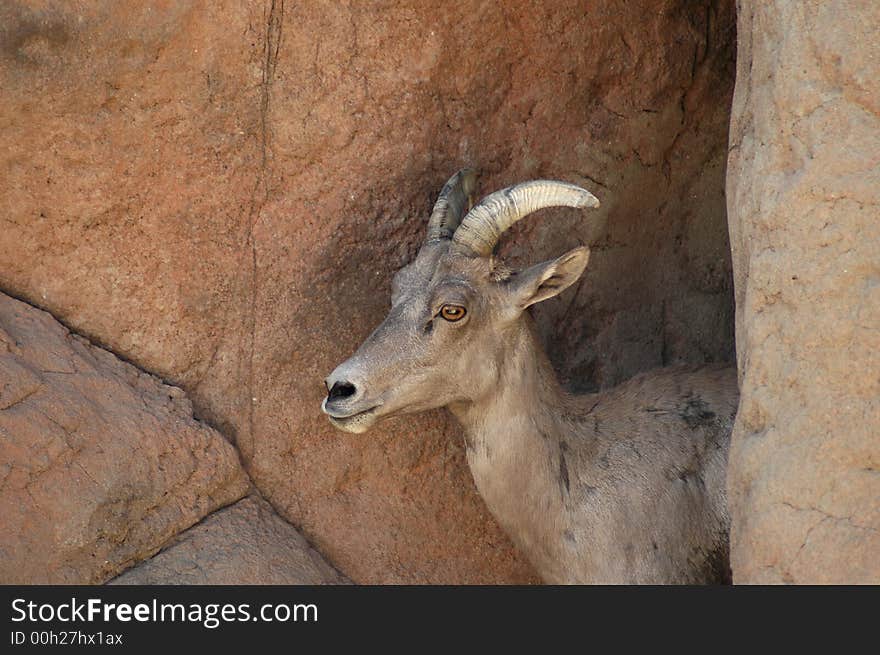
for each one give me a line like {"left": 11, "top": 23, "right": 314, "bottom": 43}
{"left": 439, "top": 304, "right": 467, "bottom": 322}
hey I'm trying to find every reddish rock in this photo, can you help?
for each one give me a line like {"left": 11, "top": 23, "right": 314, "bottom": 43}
{"left": 0, "top": 293, "right": 249, "bottom": 583}
{"left": 0, "top": 1, "right": 737, "bottom": 582}
{"left": 726, "top": 1, "right": 880, "bottom": 583}
{"left": 111, "top": 496, "right": 348, "bottom": 585}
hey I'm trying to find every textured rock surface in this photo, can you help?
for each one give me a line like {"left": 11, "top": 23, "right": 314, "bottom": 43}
{"left": 0, "top": 1, "right": 737, "bottom": 582}
{"left": 0, "top": 293, "right": 249, "bottom": 584}
{"left": 111, "top": 496, "right": 348, "bottom": 584}
{"left": 726, "top": 1, "right": 880, "bottom": 583}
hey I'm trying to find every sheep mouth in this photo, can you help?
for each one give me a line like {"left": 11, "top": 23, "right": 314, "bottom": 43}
{"left": 325, "top": 405, "right": 379, "bottom": 420}
{"left": 323, "top": 404, "right": 381, "bottom": 434}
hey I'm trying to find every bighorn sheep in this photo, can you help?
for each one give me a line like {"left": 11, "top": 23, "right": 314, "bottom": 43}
{"left": 322, "top": 170, "right": 738, "bottom": 584}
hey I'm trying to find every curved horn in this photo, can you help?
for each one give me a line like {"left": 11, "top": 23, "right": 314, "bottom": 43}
{"left": 451, "top": 180, "right": 599, "bottom": 257}
{"left": 425, "top": 168, "right": 479, "bottom": 242}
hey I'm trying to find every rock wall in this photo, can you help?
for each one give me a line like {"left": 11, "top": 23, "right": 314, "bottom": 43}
{"left": 0, "top": 1, "right": 737, "bottom": 582}
{"left": 726, "top": 1, "right": 880, "bottom": 583}
{"left": 0, "top": 293, "right": 249, "bottom": 583}
{"left": 111, "top": 496, "right": 348, "bottom": 584}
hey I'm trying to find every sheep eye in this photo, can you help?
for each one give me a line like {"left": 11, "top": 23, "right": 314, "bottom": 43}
{"left": 439, "top": 304, "right": 467, "bottom": 322}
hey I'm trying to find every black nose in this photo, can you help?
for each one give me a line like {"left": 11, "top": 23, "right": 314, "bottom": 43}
{"left": 327, "top": 380, "right": 357, "bottom": 401}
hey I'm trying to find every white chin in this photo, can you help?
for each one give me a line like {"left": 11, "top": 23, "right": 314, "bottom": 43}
{"left": 328, "top": 412, "right": 377, "bottom": 434}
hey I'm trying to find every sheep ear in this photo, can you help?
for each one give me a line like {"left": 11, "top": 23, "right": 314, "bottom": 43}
{"left": 509, "top": 246, "right": 590, "bottom": 309}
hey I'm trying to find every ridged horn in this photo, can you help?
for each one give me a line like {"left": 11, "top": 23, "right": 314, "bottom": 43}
{"left": 451, "top": 180, "right": 600, "bottom": 257}
{"left": 425, "top": 168, "right": 479, "bottom": 242}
